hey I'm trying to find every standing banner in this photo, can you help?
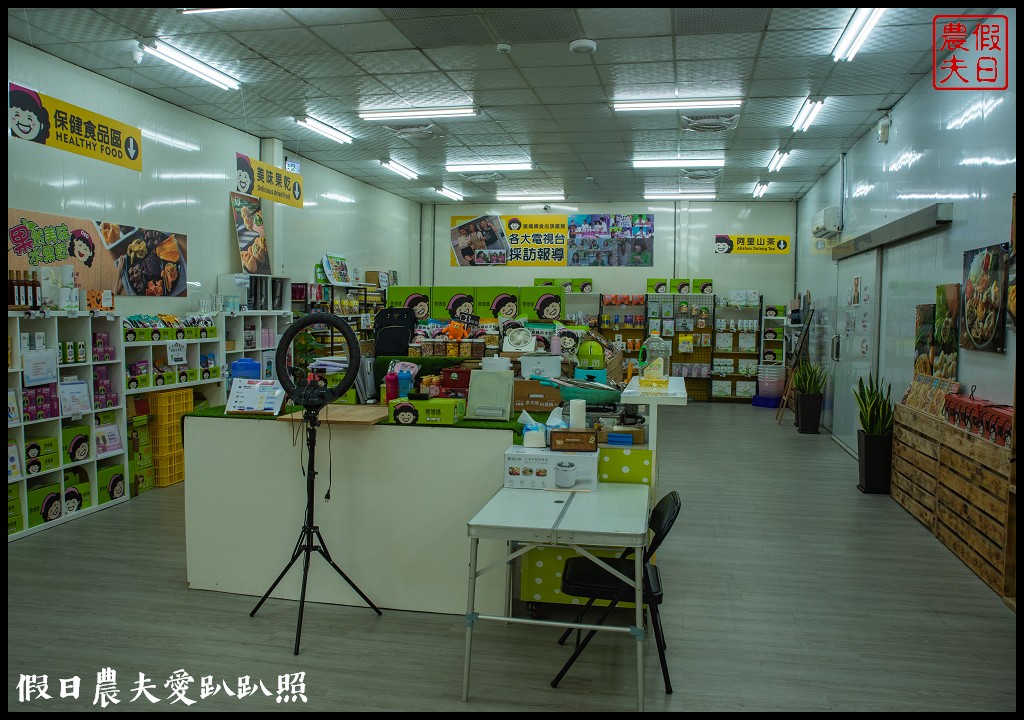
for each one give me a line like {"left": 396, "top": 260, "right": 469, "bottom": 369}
{"left": 235, "top": 152, "right": 303, "bottom": 208}
{"left": 9, "top": 82, "right": 142, "bottom": 171}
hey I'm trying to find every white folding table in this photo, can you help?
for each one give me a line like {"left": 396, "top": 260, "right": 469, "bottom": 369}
{"left": 462, "top": 483, "right": 651, "bottom": 711}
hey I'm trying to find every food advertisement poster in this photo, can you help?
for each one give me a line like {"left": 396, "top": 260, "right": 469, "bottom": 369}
{"left": 8, "top": 207, "right": 188, "bottom": 297}
{"left": 960, "top": 244, "right": 1008, "bottom": 353}
{"left": 914, "top": 304, "right": 936, "bottom": 376}
{"left": 229, "top": 193, "right": 269, "bottom": 275}
{"left": 322, "top": 253, "right": 350, "bottom": 286}
{"left": 933, "top": 283, "right": 960, "bottom": 379}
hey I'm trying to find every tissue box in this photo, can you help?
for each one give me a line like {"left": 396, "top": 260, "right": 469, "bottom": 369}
{"left": 549, "top": 429, "right": 599, "bottom": 452}
{"left": 503, "top": 446, "right": 599, "bottom": 492}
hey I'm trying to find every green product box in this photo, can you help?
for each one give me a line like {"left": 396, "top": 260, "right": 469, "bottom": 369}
{"left": 153, "top": 372, "right": 176, "bottom": 388}
{"left": 132, "top": 446, "right": 153, "bottom": 468}
{"left": 475, "top": 287, "right": 520, "bottom": 321}
{"left": 177, "top": 368, "right": 199, "bottom": 384}
{"left": 200, "top": 365, "right": 220, "bottom": 381}
{"left": 389, "top": 398, "right": 466, "bottom": 426}
{"left": 764, "top": 304, "right": 786, "bottom": 317}
{"left": 96, "top": 464, "right": 128, "bottom": 504}
{"left": 123, "top": 327, "right": 146, "bottom": 343}
{"left": 63, "top": 470, "right": 92, "bottom": 514}
{"left": 572, "top": 278, "right": 594, "bottom": 294}
{"left": 646, "top": 278, "right": 669, "bottom": 293}
{"left": 694, "top": 278, "right": 714, "bottom": 295}
{"left": 128, "top": 421, "right": 151, "bottom": 448}
{"left": 554, "top": 278, "right": 574, "bottom": 294}
{"left": 94, "top": 411, "right": 117, "bottom": 426}
{"left": 184, "top": 327, "right": 201, "bottom": 340}
{"left": 670, "top": 278, "right": 691, "bottom": 294}
{"left": 533, "top": 278, "right": 554, "bottom": 286}
{"left": 26, "top": 479, "right": 63, "bottom": 527}
{"left": 386, "top": 286, "right": 433, "bottom": 322}
{"left": 8, "top": 498, "right": 20, "bottom": 518}
{"left": 519, "top": 286, "right": 564, "bottom": 322}
{"left": 160, "top": 327, "right": 187, "bottom": 341}
{"left": 8, "top": 513, "right": 23, "bottom": 535}
{"left": 125, "top": 373, "right": 152, "bottom": 391}
{"left": 323, "top": 375, "right": 358, "bottom": 405}
{"left": 8, "top": 482, "right": 20, "bottom": 501}
{"left": 24, "top": 435, "right": 59, "bottom": 460}
{"left": 25, "top": 452, "right": 59, "bottom": 476}
{"left": 129, "top": 464, "right": 154, "bottom": 495}
{"left": 431, "top": 286, "right": 477, "bottom": 321}
{"left": 197, "top": 325, "right": 216, "bottom": 339}
{"left": 62, "top": 424, "right": 91, "bottom": 464}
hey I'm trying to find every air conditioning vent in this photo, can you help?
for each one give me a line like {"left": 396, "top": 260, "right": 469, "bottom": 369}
{"left": 680, "top": 114, "right": 739, "bottom": 133}
{"left": 679, "top": 168, "right": 722, "bottom": 181}
{"left": 387, "top": 124, "right": 441, "bottom": 141}
{"left": 462, "top": 173, "right": 501, "bottom": 184}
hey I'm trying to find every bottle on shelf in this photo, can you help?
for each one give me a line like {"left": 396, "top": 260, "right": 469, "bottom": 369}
{"left": 397, "top": 368, "right": 413, "bottom": 398}
{"left": 7, "top": 270, "right": 15, "bottom": 308}
{"left": 30, "top": 271, "right": 41, "bottom": 310}
{"left": 638, "top": 330, "right": 670, "bottom": 390}
{"left": 385, "top": 371, "right": 399, "bottom": 402}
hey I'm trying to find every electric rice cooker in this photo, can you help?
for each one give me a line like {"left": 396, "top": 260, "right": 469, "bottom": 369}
{"left": 519, "top": 352, "right": 562, "bottom": 379}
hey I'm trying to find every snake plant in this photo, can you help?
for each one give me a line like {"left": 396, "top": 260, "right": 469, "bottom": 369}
{"left": 854, "top": 371, "right": 894, "bottom": 436}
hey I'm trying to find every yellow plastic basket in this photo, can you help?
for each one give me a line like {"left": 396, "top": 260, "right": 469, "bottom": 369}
{"left": 152, "top": 449, "right": 185, "bottom": 487}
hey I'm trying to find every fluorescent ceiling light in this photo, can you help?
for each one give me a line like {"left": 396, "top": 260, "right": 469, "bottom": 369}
{"left": 495, "top": 194, "right": 564, "bottom": 202}
{"left": 768, "top": 150, "right": 790, "bottom": 172}
{"left": 632, "top": 159, "right": 725, "bottom": 169}
{"left": 753, "top": 183, "right": 769, "bottom": 198}
{"left": 793, "top": 99, "right": 825, "bottom": 132}
{"left": 833, "top": 9, "right": 886, "bottom": 62}
{"left": 381, "top": 160, "right": 417, "bottom": 180}
{"left": 436, "top": 187, "right": 464, "bottom": 201}
{"left": 446, "top": 162, "right": 532, "bottom": 173}
{"left": 360, "top": 106, "right": 478, "bottom": 120}
{"left": 613, "top": 98, "right": 743, "bottom": 111}
{"left": 178, "top": 8, "right": 251, "bottom": 14}
{"left": 643, "top": 193, "right": 717, "bottom": 201}
{"left": 139, "top": 39, "right": 239, "bottom": 90}
{"left": 294, "top": 116, "right": 352, "bottom": 145}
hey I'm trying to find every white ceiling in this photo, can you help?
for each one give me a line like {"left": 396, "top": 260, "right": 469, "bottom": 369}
{"left": 7, "top": 7, "right": 993, "bottom": 204}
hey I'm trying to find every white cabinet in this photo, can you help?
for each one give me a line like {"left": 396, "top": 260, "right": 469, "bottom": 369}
{"left": 8, "top": 310, "right": 130, "bottom": 541}
{"left": 220, "top": 310, "right": 293, "bottom": 379}
{"left": 760, "top": 307, "right": 787, "bottom": 366}
{"left": 122, "top": 320, "right": 226, "bottom": 406}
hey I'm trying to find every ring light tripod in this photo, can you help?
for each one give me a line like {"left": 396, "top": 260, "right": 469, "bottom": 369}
{"left": 250, "top": 312, "right": 381, "bottom": 654}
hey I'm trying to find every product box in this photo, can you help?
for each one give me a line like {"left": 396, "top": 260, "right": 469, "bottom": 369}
{"left": 764, "top": 304, "right": 786, "bottom": 317}
{"left": 554, "top": 278, "right": 574, "bottom": 294}
{"left": 25, "top": 452, "right": 59, "bottom": 475}
{"left": 503, "top": 446, "right": 599, "bottom": 492}
{"left": 153, "top": 372, "right": 176, "bottom": 388}
{"left": 438, "top": 368, "right": 472, "bottom": 399}
{"left": 8, "top": 512, "right": 24, "bottom": 534}
{"left": 386, "top": 286, "right": 432, "bottom": 321}
{"left": 572, "top": 278, "right": 594, "bottom": 294}
{"left": 735, "top": 380, "right": 757, "bottom": 398}
{"left": 125, "top": 373, "right": 152, "bottom": 391}
{"left": 943, "top": 394, "right": 992, "bottom": 434}
{"left": 26, "top": 478, "right": 63, "bottom": 528}
{"left": 549, "top": 429, "right": 599, "bottom": 452}
{"left": 519, "top": 286, "right": 563, "bottom": 322}
{"left": 671, "top": 278, "right": 691, "bottom": 294}
{"left": 475, "top": 287, "right": 520, "bottom": 321}
{"left": 8, "top": 482, "right": 20, "bottom": 503}
{"left": 200, "top": 365, "right": 221, "bottom": 381}
{"left": 388, "top": 398, "right": 466, "bottom": 426}
{"left": 129, "top": 464, "right": 155, "bottom": 495}
{"left": 980, "top": 405, "right": 1013, "bottom": 447}
{"left": 62, "top": 424, "right": 91, "bottom": 464}
{"left": 533, "top": 278, "right": 555, "bottom": 287}
{"left": 431, "top": 286, "right": 477, "bottom": 321}
{"left": 694, "top": 278, "right": 714, "bottom": 295}
{"left": 646, "top": 278, "right": 669, "bottom": 294}
{"left": 597, "top": 427, "right": 646, "bottom": 446}
{"left": 24, "top": 435, "right": 59, "bottom": 460}
{"left": 62, "top": 469, "right": 92, "bottom": 514}
{"left": 512, "top": 379, "right": 563, "bottom": 413}
{"left": 96, "top": 464, "right": 127, "bottom": 504}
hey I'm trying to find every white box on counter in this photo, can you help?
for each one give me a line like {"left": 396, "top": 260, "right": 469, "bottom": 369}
{"left": 503, "top": 445, "right": 599, "bottom": 492}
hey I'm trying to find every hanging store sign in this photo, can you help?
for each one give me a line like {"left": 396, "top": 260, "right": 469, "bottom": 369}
{"left": 714, "top": 234, "right": 791, "bottom": 255}
{"left": 8, "top": 83, "right": 142, "bottom": 171}
{"left": 235, "top": 152, "right": 303, "bottom": 208}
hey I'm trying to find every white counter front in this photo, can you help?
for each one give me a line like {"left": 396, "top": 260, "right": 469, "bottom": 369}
{"left": 620, "top": 377, "right": 687, "bottom": 479}
{"left": 183, "top": 415, "right": 511, "bottom": 615}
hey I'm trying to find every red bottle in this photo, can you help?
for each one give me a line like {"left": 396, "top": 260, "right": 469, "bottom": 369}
{"left": 385, "top": 371, "right": 399, "bottom": 402}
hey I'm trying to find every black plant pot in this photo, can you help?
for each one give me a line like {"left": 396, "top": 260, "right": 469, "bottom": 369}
{"left": 793, "top": 390, "right": 801, "bottom": 427}
{"left": 857, "top": 430, "right": 893, "bottom": 494}
{"left": 796, "top": 392, "right": 822, "bottom": 434}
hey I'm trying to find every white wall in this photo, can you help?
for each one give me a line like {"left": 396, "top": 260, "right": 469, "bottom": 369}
{"left": 429, "top": 200, "right": 796, "bottom": 307}
{"left": 7, "top": 39, "right": 418, "bottom": 312}
{"left": 796, "top": 7, "right": 1016, "bottom": 406}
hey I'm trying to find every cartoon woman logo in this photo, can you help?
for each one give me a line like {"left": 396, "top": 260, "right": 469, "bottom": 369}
{"left": 714, "top": 235, "right": 734, "bottom": 254}
{"left": 535, "top": 293, "right": 561, "bottom": 321}
{"left": 236, "top": 154, "right": 254, "bottom": 194}
{"left": 69, "top": 229, "right": 96, "bottom": 268}
{"left": 69, "top": 435, "right": 90, "bottom": 462}
{"left": 393, "top": 402, "right": 419, "bottom": 425}
{"left": 507, "top": 218, "right": 522, "bottom": 231}
{"left": 8, "top": 84, "right": 50, "bottom": 144}
{"left": 404, "top": 292, "right": 431, "bottom": 321}
{"left": 446, "top": 292, "right": 475, "bottom": 320}
{"left": 490, "top": 293, "right": 518, "bottom": 320}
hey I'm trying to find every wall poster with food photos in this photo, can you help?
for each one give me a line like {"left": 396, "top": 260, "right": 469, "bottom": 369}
{"left": 914, "top": 304, "right": 936, "bottom": 376}
{"left": 230, "top": 193, "right": 270, "bottom": 275}
{"left": 8, "top": 206, "right": 188, "bottom": 297}
{"left": 933, "top": 283, "right": 960, "bottom": 379}
{"left": 960, "top": 244, "right": 1009, "bottom": 353}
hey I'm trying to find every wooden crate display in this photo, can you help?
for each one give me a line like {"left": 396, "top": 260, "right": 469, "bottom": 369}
{"left": 891, "top": 404, "right": 943, "bottom": 531}
{"left": 891, "top": 403, "right": 1014, "bottom": 599}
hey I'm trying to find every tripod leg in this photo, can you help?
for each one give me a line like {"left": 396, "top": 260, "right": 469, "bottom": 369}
{"left": 294, "top": 530, "right": 313, "bottom": 655}
{"left": 314, "top": 528, "right": 382, "bottom": 615}
{"left": 251, "top": 527, "right": 306, "bottom": 617}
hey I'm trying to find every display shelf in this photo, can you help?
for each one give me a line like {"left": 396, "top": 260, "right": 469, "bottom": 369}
{"left": 712, "top": 298, "right": 763, "bottom": 402}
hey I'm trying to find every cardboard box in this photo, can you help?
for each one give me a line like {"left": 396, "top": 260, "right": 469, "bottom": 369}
{"left": 646, "top": 278, "right": 669, "bottom": 293}
{"left": 8, "top": 498, "right": 20, "bottom": 518}
{"left": 694, "top": 278, "right": 714, "bottom": 295}
{"left": 671, "top": 278, "right": 691, "bottom": 294}
{"left": 62, "top": 425, "right": 91, "bottom": 464}
{"left": 388, "top": 398, "right": 466, "bottom": 426}
{"left": 8, "top": 482, "right": 20, "bottom": 502}
{"left": 519, "top": 286, "right": 563, "bottom": 322}
{"left": 96, "top": 464, "right": 128, "bottom": 504}
{"left": 25, "top": 452, "right": 59, "bottom": 475}
{"left": 475, "top": 286, "right": 519, "bottom": 321}
{"left": 153, "top": 372, "right": 176, "bottom": 388}
{"left": 503, "top": 446, "right": 599, "bottom": 492}
{"left": 129, "top": 464, "right": 155, "bottom": 495}
{"left": 572, "top": 278, "right": 593, "bottom": 294}
{"left": 9, "top": 513, "right": 24, "bottom": 535}
{"left": 980, "top": 405, "right": 1013, "bottom": 447}
{"left": 597, "top": 427, "right": 646, "bottom": 446}
{"left": 63, "top": 470, "right": 92, "bottom": 514}
{"left": 26, "top": 479, "right": 63, "bottom": 527}
{"left": 549, "top": 429, "right": 599, "bottom": 452}
{"left": 125, "top": 373, "right": 152, "bottom": 391}
{"left": 431, "top": 286, "right": 476, "bottom": 321}
{"left": 24, "top": 435, "right": 59, "bottom": 459}
{"left": 512, "top": 379, "right": 563, "bottom": 413}
{"left": 385, "top": 285, "right": 432, "bottom": 321}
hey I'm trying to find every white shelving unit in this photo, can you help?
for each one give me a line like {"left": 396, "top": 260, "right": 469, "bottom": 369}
{"left": 122, "top": 327, "right": 226, "bottom": 406}
{"left": 8, "top": 310, "right": 130, "bottom": 541}
{"left": 760, "top": 307, "right": 787, "bottom": 366}
{"left": 218, "top": 274, "right": 293, "bottom": 380}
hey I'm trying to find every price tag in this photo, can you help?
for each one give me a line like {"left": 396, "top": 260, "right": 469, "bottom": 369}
{"left": 68, "top": 309, "right": 78, "bottom": 318}
{"left": 360, "top": 313, "right": 372, "bottom": 330}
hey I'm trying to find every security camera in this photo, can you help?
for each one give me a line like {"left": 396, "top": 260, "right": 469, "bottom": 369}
{"left": 543, "top": 204, "right": 552, "bottom": 212}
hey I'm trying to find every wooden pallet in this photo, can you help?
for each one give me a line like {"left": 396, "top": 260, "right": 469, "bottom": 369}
{"left": 891, "top": 404, "right": 943, "bottom": 531}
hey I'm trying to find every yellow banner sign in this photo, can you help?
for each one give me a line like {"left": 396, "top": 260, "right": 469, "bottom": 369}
{"left": 502, "top": 215, "right": 568, "bottom": 266}
{"left": 714, "top": 234, "right": 791, "bottom": 255}
{"left": 236, "top": 153, "right": 303, "bottom": 208}
{"left": 9, "top": 83, "right": 142, "bottom": 171}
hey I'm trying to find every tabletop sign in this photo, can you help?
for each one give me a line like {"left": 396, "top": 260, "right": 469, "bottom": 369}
{"left": 166, "top": 341, "right": 187, "bottom": 366}
{"left": 457, "top": 312, "right": 480, "bottom": 328}
{"left": 225, "top": 378, "right": 285, "bottom": 416}
{"left": 360, "top": 313, "right": 373, "bottom": 330}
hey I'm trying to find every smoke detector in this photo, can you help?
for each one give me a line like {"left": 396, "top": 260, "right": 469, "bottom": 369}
{"left": 569, "top": 39, "right": 597, "bottom": 55}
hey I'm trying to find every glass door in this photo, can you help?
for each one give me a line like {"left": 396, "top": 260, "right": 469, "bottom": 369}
{"left": 831, "top": 250, "right": 881, "bottom": 456}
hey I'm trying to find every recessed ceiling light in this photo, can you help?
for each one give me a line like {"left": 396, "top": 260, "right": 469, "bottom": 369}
{"left": 381, "top": 160, "right": 417, "bottom": 180}
{"left": 446, "top": 162, "right": 532, "bottom": 173}
{"left": 294, "top": 116, "right": 353, "bottom": 145}
{"left": 139, "top": 39, "right": 239, "bottom": 90}
{"left": 436, "top": 187, "right": 464, "bottom": 201}
{"left": 632, "top": 159, "right": 725, "bottom": 169}
{"left": 614, "top": 99, "right": 743, "bottom": 112}
{"left": 643, "top": 192, "right": 717, "bottom": 200}
{"left": 360, "top": 106, "right": 478, "bottom": 120}
{"left": 495, "top": 194, "right": 564, "bottom": 202}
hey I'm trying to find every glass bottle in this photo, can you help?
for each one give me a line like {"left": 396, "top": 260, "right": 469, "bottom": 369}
{"left": 638, "top": 330, "right": 670, "bottom": 390}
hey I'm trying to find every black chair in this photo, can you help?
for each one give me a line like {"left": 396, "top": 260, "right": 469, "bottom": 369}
{"left": 551, "top": 490, "right": 681, "bottom": 693}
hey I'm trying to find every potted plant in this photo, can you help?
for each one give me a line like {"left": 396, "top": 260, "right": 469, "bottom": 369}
{"left": 853, "top": 372, "right": 894, "bottom": 494}
{"left": 793, "top": 361, "right": 827, "bottom": 434}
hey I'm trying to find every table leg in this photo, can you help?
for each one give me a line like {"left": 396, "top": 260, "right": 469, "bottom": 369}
{"left": 634, "top": 543, "right": 644, "bottom": 712}
{"left": 462, "top": 537, "right": 479, "bottom": 702}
